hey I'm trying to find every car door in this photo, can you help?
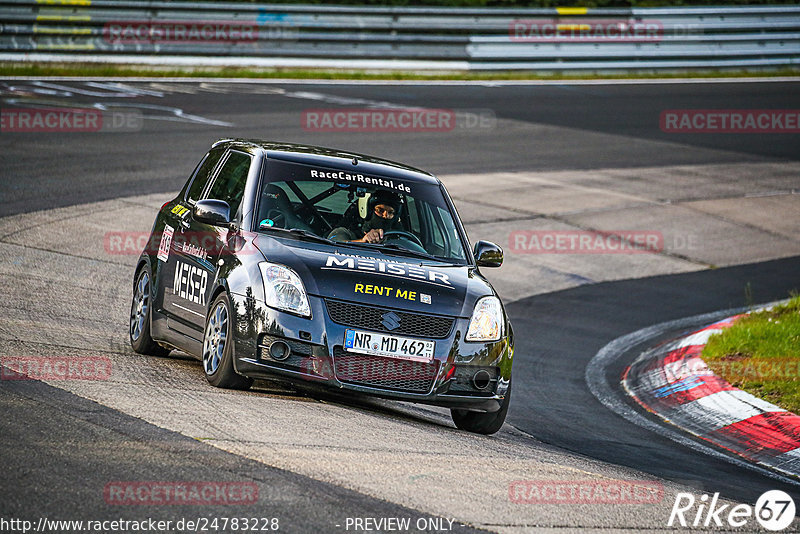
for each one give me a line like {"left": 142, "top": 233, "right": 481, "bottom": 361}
{"left": 157, "top": 145, "right": 223, "bottom": 325}
{"left": 164, "top": 149, "right": 253, "bottom": 339}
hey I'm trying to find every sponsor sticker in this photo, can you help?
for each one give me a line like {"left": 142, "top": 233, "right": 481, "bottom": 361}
{"left": 175, "top": 241, "right": 208, "bottom": 262}
{"left": 157, "top": 224, "right": 174, "bottom": 262}
{"left": 324, "top": 256, "right": 452, "bottom": 288}
{"left": 171, "top": 205, "right": 189, "bottom": 217}
{"left": 309, "top": 169, "right": 411, "bottom": 193}
{"left": 173, "top": 260, "right": 208, "bottom": 306}
{"left": 354, "top": 283, "right": 423, "bottom": 302}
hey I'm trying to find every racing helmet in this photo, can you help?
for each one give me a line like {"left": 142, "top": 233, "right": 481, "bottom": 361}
{"left": 367, "top": 189, "right": 402, "bottom": 219}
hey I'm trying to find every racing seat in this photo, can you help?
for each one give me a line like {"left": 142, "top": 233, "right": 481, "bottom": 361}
{"left": 357, "top": 192, "right": 371, "bottom": 220}
{"left": 258, "top": 184, "right": 314, "bottom": 233}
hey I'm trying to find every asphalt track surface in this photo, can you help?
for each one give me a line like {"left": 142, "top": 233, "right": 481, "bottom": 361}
{"left": 1, "top": 378, "right": 482, "bottom": 533}
{"left": 1, "top": 79, "right": 800, "bottom": 531}
{"left": 510, "top": 256, "right": 800, "bottom": 503}
{"left": 1, "top": 79, "right": 798, "bottom": 217}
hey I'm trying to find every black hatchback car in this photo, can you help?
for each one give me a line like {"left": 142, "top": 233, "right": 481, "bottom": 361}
{"left": 130, "top": 139, "right": 514, "bottom": 434}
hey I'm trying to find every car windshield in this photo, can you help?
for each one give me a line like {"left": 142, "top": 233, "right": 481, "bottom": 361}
{"left": 256, "top": 159, "right": 468, "bottom": 263}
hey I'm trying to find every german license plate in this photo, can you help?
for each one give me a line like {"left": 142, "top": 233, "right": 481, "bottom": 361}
{"left": 344, "top": 329, "right": 434, "bottom": 362}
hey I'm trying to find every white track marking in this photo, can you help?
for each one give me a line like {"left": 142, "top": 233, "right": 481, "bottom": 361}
{"left": 585, "top": 305, "right": 800, "bottom": 487}
{"left": 667, "top": 390, "right": 786, "bottom": 433}
{"left": 674, "top": 328, "right": 722, "bottom": 348}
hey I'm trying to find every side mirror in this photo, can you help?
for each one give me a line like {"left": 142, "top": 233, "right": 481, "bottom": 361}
{"left": 193, "top": 199, "right": 231, "bottom": 227}
{"left": 474, "top": 240, "right": 503, "bottom": 268}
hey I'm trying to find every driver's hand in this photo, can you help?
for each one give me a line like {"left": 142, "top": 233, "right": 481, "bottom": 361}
{"left": 358, "top": 228, "right": 384, "bottom": 243}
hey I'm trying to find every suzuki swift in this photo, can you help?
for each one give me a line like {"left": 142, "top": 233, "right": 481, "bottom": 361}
{"left": 130, "top": 139, "right": 514, "bottom": 434}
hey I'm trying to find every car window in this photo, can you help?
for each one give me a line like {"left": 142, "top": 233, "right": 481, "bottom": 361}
{"left": 406, "top": 197, "right": 421, "bottom": 234}
{"left": 431, "top": 205, "right": 462, "bottom": 258}
{"left": 205, "top": 150, "right": 252, "bottom": 217}
{"left": 185, "top": 146, "right": 225, "bottom": 204}
{"left": 258, "top": 159, "right": 468, "bottom": 263}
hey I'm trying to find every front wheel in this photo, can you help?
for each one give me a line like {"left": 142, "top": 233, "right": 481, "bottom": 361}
{"left": 202, "top": 293, "right": 253, "bottom": 390}
{"left": 450, "top": 381, "right": 511, "bottom": 435}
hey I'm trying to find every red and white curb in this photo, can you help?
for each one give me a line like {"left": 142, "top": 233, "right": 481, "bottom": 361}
{"left": 623, "top": 314, "right": 800, "bottom": 478}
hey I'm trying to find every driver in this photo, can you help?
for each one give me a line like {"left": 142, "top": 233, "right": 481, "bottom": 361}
{"left": 328, "top": 189, "right": 401, "bottom": 243}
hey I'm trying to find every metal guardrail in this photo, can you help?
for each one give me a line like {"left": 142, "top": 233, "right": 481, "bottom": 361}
{"left": 0, "top": 1, "right": 798, "bottom": 70}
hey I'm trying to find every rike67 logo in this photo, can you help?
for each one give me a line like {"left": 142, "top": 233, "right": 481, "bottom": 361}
{"left": 669, "top": 490, "right": 796, "bottom": 531}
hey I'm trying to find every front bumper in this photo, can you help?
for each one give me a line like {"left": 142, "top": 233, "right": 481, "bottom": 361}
{"left": 229, "top": 293, "right": 513, "bottom": 412}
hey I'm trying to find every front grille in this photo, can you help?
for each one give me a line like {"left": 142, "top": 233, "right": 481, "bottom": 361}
{"left": 325, "top": 299, "right": 454, "bottom": 339}
{"left": 333, "top": 347, "right": 438, "bottom": 393}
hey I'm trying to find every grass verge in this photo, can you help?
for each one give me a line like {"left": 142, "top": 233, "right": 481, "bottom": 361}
{"left": 1, "top": 62, "right": 800, "bottom": 80}
{"left": 703, "top": 295, "right": 800, "bottom": 414}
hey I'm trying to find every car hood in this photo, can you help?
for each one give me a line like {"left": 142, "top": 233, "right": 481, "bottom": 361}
{"left": 254, "top": 235, "right": 493, "bottom": 317}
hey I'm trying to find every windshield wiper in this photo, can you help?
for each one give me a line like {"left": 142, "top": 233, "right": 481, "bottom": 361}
{"left": 259, "top": 226, "right": 333, "bottom": 245}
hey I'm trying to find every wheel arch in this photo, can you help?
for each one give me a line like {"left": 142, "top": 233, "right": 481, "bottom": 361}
{"left": 208, "top": 279, "right": 231, "bottom": 311}
{"left": 133, "top": 255, "right": 150, "bottom": 290}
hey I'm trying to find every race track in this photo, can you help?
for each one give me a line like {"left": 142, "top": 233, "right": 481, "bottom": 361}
{"left": 1, "top": 79, "right": 799, "bottom": 532}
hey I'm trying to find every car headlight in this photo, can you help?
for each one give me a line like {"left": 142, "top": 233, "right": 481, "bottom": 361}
{"left": 259, "top": 262, "right": 311, "bottom": 317}
{"left": 466, "top": 296, "right": 503, "bottom": 342}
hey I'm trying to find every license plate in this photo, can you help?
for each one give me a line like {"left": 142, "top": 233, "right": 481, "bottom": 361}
{"left": 344, "top": 329, "right": 434, "bottom": 362}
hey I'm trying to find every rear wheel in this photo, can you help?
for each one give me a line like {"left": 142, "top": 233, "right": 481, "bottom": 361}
{"left": 129, "top": 267, "right": 170, "bottom": 356}
{"left": 203, "top": 293, "right": 253, "bottom": 390}
{"left": 450, "top": 381, "right": 511, "bottom": 435}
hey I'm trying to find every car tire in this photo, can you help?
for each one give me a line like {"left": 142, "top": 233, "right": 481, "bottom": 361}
{"left": 129, "top": 266, "right": 171, "bottom": 357}
{"left": 203, "top": 293, "right": 253, "bottom": 390}
{"left": 450, "top": 381, "right": 511, "bottom": 435}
